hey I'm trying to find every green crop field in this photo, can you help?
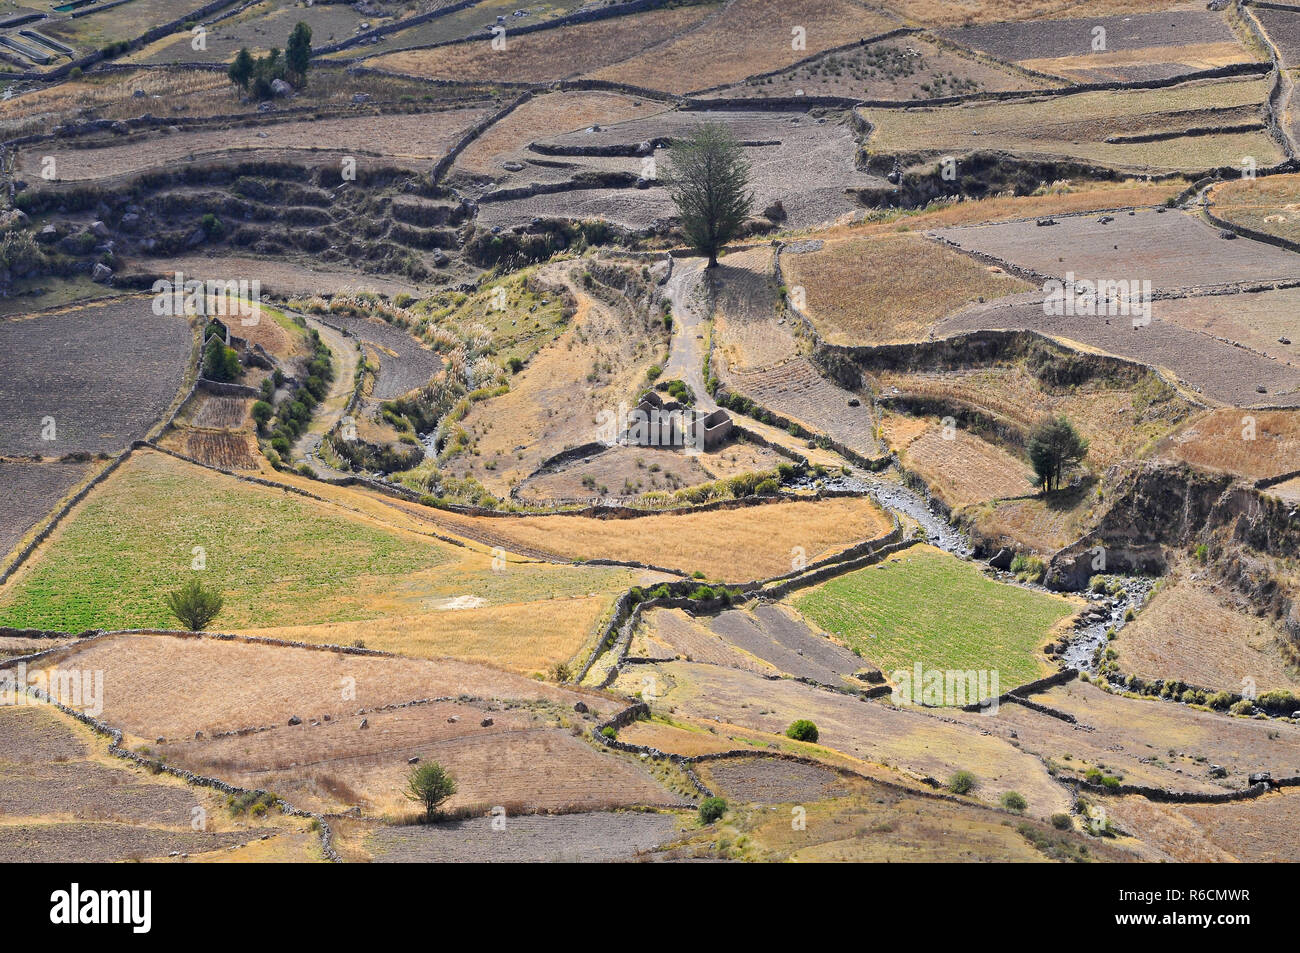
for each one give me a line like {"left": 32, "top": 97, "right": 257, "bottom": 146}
{"left": 792, "top": 547, "right": 1074, "bottom": 689}
{"left": 0, "top": 450, "right": 453, "bottom": 632}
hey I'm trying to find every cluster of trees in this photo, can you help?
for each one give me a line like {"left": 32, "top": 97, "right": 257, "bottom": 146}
{"left": 227, "top": 22, "right": 312, "bottom": 98}
{"left": 263, "top": 329, "right": 334, "bottom": 459}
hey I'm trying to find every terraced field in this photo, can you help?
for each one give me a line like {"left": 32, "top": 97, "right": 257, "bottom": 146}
{"left": 0, "top": 458, "right": 92, "bottom": 563}
{"left": 793, "top": 546, "right": 1075, "bottom": 688}
{"left": 867, "top": 77, "right": 1281, "bottom": 172}
{"left": 6, "top": 0, "right": 1300, "bottom": 873}
{"left": 0, "top": 300, "right": 193, "bottom": 455}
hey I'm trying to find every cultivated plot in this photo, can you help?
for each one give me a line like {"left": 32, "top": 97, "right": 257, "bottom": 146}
{"left": 0, "top": 300, "right": 192, "bottom": 455}
{"left": 792, "top": 546, "right": 1075, "bottom": 688}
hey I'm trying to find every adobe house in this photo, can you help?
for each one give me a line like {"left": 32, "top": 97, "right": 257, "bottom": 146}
{"left": 625, "top": 390, "right": 732, "bottom": 452}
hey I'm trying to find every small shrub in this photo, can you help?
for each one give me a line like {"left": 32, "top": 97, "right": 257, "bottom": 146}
{"left": 1000, "top": 791, "right": 1028, "bottom": 812}
{"left": 785, "top": 719, "right": 818, "bottom": 743}
{"left": 948, "top": 770, "right": 976, "bottom": 794}
{"left": 698, "top": 796, "right": 727, "bottom": 824}
{"left": 1050, "top": 813, "right": 1072, "bottom": 830}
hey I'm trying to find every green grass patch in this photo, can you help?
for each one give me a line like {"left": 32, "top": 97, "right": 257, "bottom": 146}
{"left": 0, "top": 451, "right": 451, "bottom": 631}
{"left": 792, "top": 547, "right": 1072, "bottom": 690}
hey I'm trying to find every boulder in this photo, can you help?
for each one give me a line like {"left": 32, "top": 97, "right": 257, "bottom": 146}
{"left": 480, "top": 717, "right": 494, "bottom": 727}
{"left": 270, "top": 78, "right": 293, "bottom": 98}
{"left": 287, "top": 715, "right": 302, "bottom": 726}
{"left": 90, "top": 220, "right": 110, "bottom": 239}
{"left": 358, "top": 718, "right": 369, "bottom": 729}
{"left": 988, "top": 548, "right": 1014, "bottom": 571}
{"left": 91, "top": 262, "right": 113, "bottom": 283}
{"left": 573, "top": 701, "right": 588, "bottom": 713}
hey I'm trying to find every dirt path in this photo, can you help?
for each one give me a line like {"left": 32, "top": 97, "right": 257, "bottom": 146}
{"left": 290, "top": 314, "right": 360, "bottom": 475}
{"left": 662, "top": 256, "right": 717, "bottom": 411}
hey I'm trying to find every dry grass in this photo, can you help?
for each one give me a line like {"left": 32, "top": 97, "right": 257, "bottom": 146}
{"left": 161, "top": 702, "right": 679, "bottom": 816}
{"left": 1106, "top": 791, "right": 1300, "bottom": 862}
{"left": 238, "top": 595, "right": 615, "bottom": 675}
{"left": 783, "top": 233, "right": 1029, "bottom": 345}
{"left": 713, "top": 247, "right": 802, "bottom": 372}
{"left": 455, "top": 90, "right": 670, "bottom": 176}
{"left": 1269, "top": 474, "right": 1300, "bottom": 502}
{"left": 1115, "top": 575, "right": 1300, "bottom": 693}
{"left": 368, "top": 4, "right": 717, "bottom": 84}
{"left": 883, "top": 0, "right": 1192, "bottom": 27}
{"left": 17, "top": 106, "right": 492, "bottom": 180}
{"left": 617, "top": 717, "right": 745, "bottom": 757}
{"left": 866, "top": 77, "right": 1281, "bottom": 171}
{"left": 1210, "top": 172, "right": 1300, "bottom": 245}
{"left": 1019, "top": 42, "right": 1253, "bottom": 83}
{"left": 414, "top": 495, "right": 894, "bottom": 582}
{"left": 1155, "top": 409, "right": 1300, "bottom": 481}
{"left": 1028, "top": 679, "right": 1300, "bottom": 785}
{"left": 443, "top": 262, "right": 663, "bottom": 497}
{"left": 624, "top": 659, "right": 1073, "bottom": 817}
{"left": 894, "top": 419, "right": 1038, "bottom": 507}
{"left": 964, "top": 490, "right": 1095, "bottom": 552}
{"left": 873, "top": 364, "right": 1194, "bottom": 470}
{"left": 32, "top": 632, "right": 589, "bottom": 740}
{"left": 584, "top": 0, "right": 898, "bottom": 94}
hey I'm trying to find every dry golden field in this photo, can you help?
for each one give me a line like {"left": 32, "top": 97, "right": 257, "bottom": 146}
{"left": 1106, "top": 791, "right": 1300, "bottom": 862}
{"left": 239, "top": 594, "right": 615, "bottom": 675}
{"left": 893, "top": 418, "right": 1038, "bottom": 507}
{"left": 454, "top": 91, "right": 671, "bottom": 177}
{"left": 782, "top": 233, "right": 1029, "bottom": 345}
{"left": 873, "top": 364, "right": 1194, "bottom": 470}
{"left": 1114, "top": 576, "right": 1300, "bottom": 693}
{"left": 624, "top": 659, "right": 1074, "bottom": 816}
{"left": 1209, "top": 173, "right": 1300, "bottom": 245}
{"left": 16, "top": 106, "right": 492, "bottom": 180}
{"left": 866, "top": 77, "right": 1280, "bottom": 171}
{"left": 407, "top": 495, "right": 894, "bottom": 582}
{"left": 584, "top": 0, "right": 898, "bottom": 93}
{"left": 368, "top": 5, "right": 717, "bottom": 84}
{"left": 30, "top": 632, "right": 594, "bottom": 740}
{"left": 1155, "top": 409, "right": 1300, "bottom": 481}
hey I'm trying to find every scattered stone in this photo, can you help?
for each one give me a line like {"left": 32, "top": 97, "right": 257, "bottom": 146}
{"left": 288, "top": 715, "right": 302, "bottom": 726}
{"left": 358, "top": 718, "right": 369, "bottom": 729}
{"left": 408, "top": 756, "right": 420, "bottom": 765}
{"left": 480, "top": 717, "right": 494, "bottom": 727}
{"left": 573, "top": 701, "right": 588, "bottom": 714}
